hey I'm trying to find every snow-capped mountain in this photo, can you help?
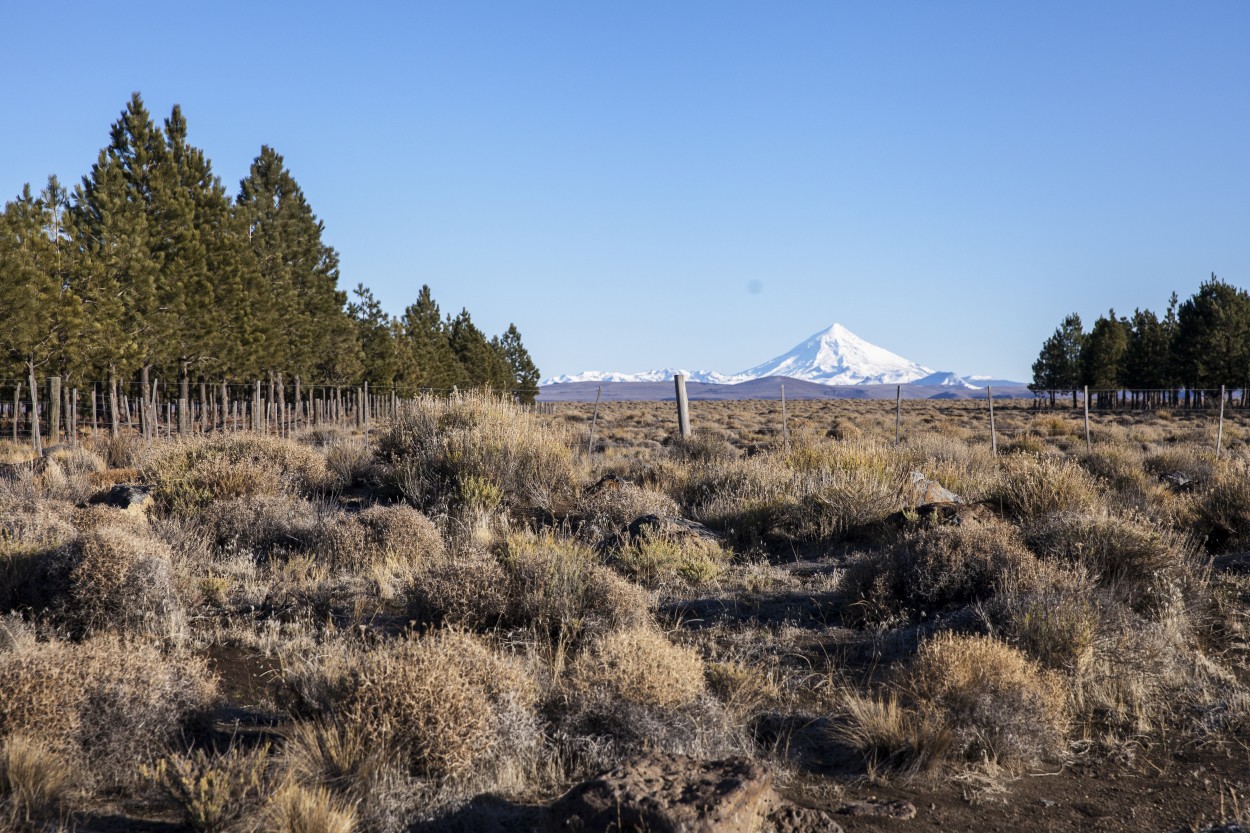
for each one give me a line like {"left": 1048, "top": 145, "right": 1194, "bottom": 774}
{"left": 542, "top": 324, "right": 1020, "bottom": 387}
{"left": 737, "top": 324, "right": 931, "bottom": 385}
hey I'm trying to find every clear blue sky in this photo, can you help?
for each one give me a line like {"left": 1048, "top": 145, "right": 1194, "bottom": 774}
{"left": 4, "top": 1, "right": 1248, "bottom": 381}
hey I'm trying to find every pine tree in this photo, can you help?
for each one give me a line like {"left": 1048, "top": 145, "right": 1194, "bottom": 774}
{"left": 0, "top": 184, "right": 81, "bottom": 452}
{"left": 1030, "top": 313, "right": 1084, "bottom": 406}
{"left": 1080, "top": 310, "right": 1130, "bottom": 405}
{"left": 1174, "top": 274, "right": 1250, "bottom": 394}
{"left": 492, "top": 324, "right": 540, "bottom": 403}
{"left": 400, "top": 286, "right": 461, "bottom": 392}
{"left": 448, "top": 309, "right": 512, "bottom": 391}
{"left": 350, "top": 285, "right": 408, "bottom": 389}
{"left": 236, "top": 146, "right": 353, "bottom": 382}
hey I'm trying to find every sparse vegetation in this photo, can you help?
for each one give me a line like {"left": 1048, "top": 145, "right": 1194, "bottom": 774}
{"left": 1, "top": 395, "right": 1248, "bottom": 830}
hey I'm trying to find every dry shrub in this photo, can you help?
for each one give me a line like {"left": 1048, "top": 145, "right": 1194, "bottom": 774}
{"left": 1027, "top": 511, "right": 1192, "bottom": 610}
{"left": 0, "top": 635, "right": 216, "bottom": 787}
{"left": 576, "top": 480, "right": 679, "bottom": 539}
{"left": 790, "top": 465, "right": 903, "bottom": 540}
{"left": 665, "top": 431, "right": 739, "bottom": 464}
{"left": 985, "top": 561, "right": 1100, "bottom": 674}
{"left": 842, "top": 515, "right": 1035, "bottom": 624}
{"left": 0, "top": 495, "right": 76, "bottom": 613}
{"left": 39, "top": 448, "right": 106, "bottom": 503}
{"left": 321, "top": 505, "right": 444, "bottom": 572}
{"left": 1194, "top": 461, "right": 1250, "bottom": 551}
{"left": 833, "top": 692, "right": 952, "bottom": 775}
{"left": 143, "top": 434, "right": 328, "bottom": 514}
{"left": 500, "top": 531, "right": 650, "bottom": 640}
{"left": 1143, "top": 445, "right": 1216, "bottom": 485}
{"left": 265, "top": 783, "right": 357, "bottom": 833}
{"left": 900, "top": 432, "right": 999, "bottom": 501}
{"left": 64, "top": 524, "right": 182, "bottom": 637}
{"left": 193, "top": 494, "right": 321, "bottom": 559}
{"left": 378, "top": 392, "right": 580, "bottom": 516}
{"left": 682, "top": 456, "right": 791, "bottom": 544}
{"left": 568, "top": 626, "right": 705, "bottom": 710}
{"left": 0, "top": 735, "right": 74, "bottom": 829}
{"left": 907, "top": 633, "right": 1067, "bottom": 767}
{"left": 316, "top": 630, "right": 539, "bottom": 781}
{"left": 990, "top": 454, "right": 1101, "bottom": 523}
{"left": 613, "top": 529, "right": 728, "bottom": 589}
{"left": 406, "top": 553, "right": 510, "bottom": 629}
{"left": 324, "top": 438, "right": 379, "bottom": 492}
{"left": 147, "top": 744, "right": 270, "bottom": 833}
{"left": 93, "top": 432, "right": 151, "bottom": 469}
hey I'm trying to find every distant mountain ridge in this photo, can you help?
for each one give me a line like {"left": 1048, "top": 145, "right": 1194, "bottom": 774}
{"left": 543, "top": 324, "right": 1023, "bottom": 389}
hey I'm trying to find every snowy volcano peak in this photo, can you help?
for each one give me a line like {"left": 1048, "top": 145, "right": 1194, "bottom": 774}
{"left": 736, "top": 323, "right": 933, "bottom": 385}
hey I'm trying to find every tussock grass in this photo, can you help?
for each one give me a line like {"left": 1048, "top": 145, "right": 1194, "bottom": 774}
{"left": 379, "top": 392, "right": 581, "bottom": 517}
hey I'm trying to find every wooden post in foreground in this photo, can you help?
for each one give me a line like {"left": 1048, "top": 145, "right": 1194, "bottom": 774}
{"left": 780, "top": 383, "right": 789, "bottom": 446}
{"left": 987, "top": 385, "right": 997, "bottom": 455}
{"left": 674, "top": 374, "right": 691, "bottom": 439}
{"left": 895, "top": 385, "right": 902, "bottom": 444}
{"left": 1083, "top": 385, "right": 1092, "bottom": 452}
{"left": 587, "top": 385, "right": 602, "bottom": 455}
{"left": 1217, "top": 385, "right": 1226, "bottom": 458}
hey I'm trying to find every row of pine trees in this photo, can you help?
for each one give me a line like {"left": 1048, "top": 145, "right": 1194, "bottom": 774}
{"left": 0, "top": 94, "right": 540, "bottom": 404}
{"left": 1031, "top": 275, "right": 1250, "bottom": 406}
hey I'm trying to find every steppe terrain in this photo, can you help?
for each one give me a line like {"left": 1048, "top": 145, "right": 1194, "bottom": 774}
{"left": 2, "top": 395, "right": 1250, "bottom": 832}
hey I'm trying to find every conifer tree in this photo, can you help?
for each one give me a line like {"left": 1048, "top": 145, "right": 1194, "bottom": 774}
{"left": 350, "top": 285, "right": 408, "bottom": 389}
{"left": 401, "top": 286, "right": 461, "bottom": 392}
{"left": 449, "top": 309, "right": 513, "bottom": 391}
{"left": 492, "top": 324, "right": 540, "bottom": 403}
{"left": 1030, "top": 313, "right": 1085, "bottom": 406}
{"left": 1080, "top": 310, "right": 1130, "bottom": 404}
{"left": 1174, "top": 274, "right": 1250, "bottom": 393}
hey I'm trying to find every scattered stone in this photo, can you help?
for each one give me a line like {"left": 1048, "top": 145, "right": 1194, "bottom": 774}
{"left": 1213, "top": 553, "right": 1250, "bottom": 574}
{"left": 767, "top": 804, "right": 843, "bottom": 833}
{"left": 627, "top": 514, "right": 723, "bottom": 545}
{"left": 586, "top": 473, "right": 631, "bottom": 495}
{"left": 907, "top": 471, "right": 963, "bottom": 506}
{"left": 90, "top": 483, "right": 153, "bottom": 513}
{"left": 835, "top": 799, "right": 918, "bottom": 820}
{"left": 1039, "top": 799, "right": 1057, "bottom": 808}
{"left": 549, "top": 753, "right": 779, "bottom": 833}
{"left": 1161, "top": 471, "right": 1199, "bottom": 492}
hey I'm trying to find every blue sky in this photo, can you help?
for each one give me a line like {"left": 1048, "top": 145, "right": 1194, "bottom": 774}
{"left": 4, "top": 1, "right": 1248, "bottom": 381}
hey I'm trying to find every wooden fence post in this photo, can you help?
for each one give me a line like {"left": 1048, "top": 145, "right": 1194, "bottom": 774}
{"left": 49, "top": 377, "right": 61, "bottom": 446}
{"left": 1083, "top": 386, "right": 1092, "bottom": 452}
{"left": 1217, "top": 385, "right": 1226, "bottom": 458}
{"left": 895, "top": 385, "right": 902, "bottom": 444}
{"left": 780, "top": 383, "right": 788, "bottom": 446}
{"left": 674, "top": 374, "right": 691, "bottom": 439}
{"left": 12, "top": 383, "right": 20, "bottom": 444}
{"left": 988, "top": 385, "right": 997, "bottom": 455}
{"left": 587, "top": 385, "right": 602, "bottom": 455}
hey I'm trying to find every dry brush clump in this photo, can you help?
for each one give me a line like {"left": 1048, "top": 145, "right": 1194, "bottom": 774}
{"left": 0, "top": 635, "right": 216, "bottom": 788}
{"left": 378, "top": 392, "right": 581, "bottom": 519}
{"left": 282, "top": 629, "right": 540, "bottom": 783}
{"left": 0, "top": 734, "right": 74, "bottom": 831}
{"left": 142, "top": 434, "right": 329, "bottom": 514}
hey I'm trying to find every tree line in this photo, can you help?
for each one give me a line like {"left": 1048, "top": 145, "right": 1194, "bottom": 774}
{"left": 0, "top": 93, "right": 540, "bottom": 411}
{"left": 1031, "top": 274, "right": 1250, "bottom": 407}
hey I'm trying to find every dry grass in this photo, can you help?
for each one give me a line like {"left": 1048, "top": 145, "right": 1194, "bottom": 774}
{"left": 0, "top": 735, "right": 74, "bottom": 830}
{"left": 568, "top": 626, "right": 705, "bottom": 710}
{"left": 2, "top": 398, "right": 1249, "bottom": 825}
{"left": 907, "top": 632, "right": 1068, "bottom": 768}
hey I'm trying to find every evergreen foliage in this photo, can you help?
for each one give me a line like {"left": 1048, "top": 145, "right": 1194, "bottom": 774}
{"left": 1032, "top": 277, "right": 1250, "bottom": 400}
{"left": 0, "top": 94, "right": 538, "bottom": 395}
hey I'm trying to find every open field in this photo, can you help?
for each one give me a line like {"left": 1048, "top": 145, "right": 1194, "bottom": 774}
{"left": 2, "top": 394, "right": 1250, "bottom": 832}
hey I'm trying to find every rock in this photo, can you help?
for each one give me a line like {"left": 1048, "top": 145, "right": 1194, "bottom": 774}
{"left": 1213, "top": 553, "right": 1250, "bottom": 573}
{"left": 907, "top": 471, "right": 962, "bottom": 506}
{"left": 768, "top": 804, "right": 843, "bottom": 833}
{"left": 835, "top": 799, "right": 918, "bottom": 820}
{"left": 586, "top": 473, "right": 631, "bottom": 495}
{"left": 1161, "top": 471, "right": 1199, "bottom": 492}
{"left": 549, "top": 753, "right": 779, "bottom": 833}
{"left": 90, "top": 483, "right": 153, "bottom": 513}
{"left": 627, "top": 514, "right": 722, "bottom": 545}
{"left": 883, "top": 501, "right": 993, "bottom": 532}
